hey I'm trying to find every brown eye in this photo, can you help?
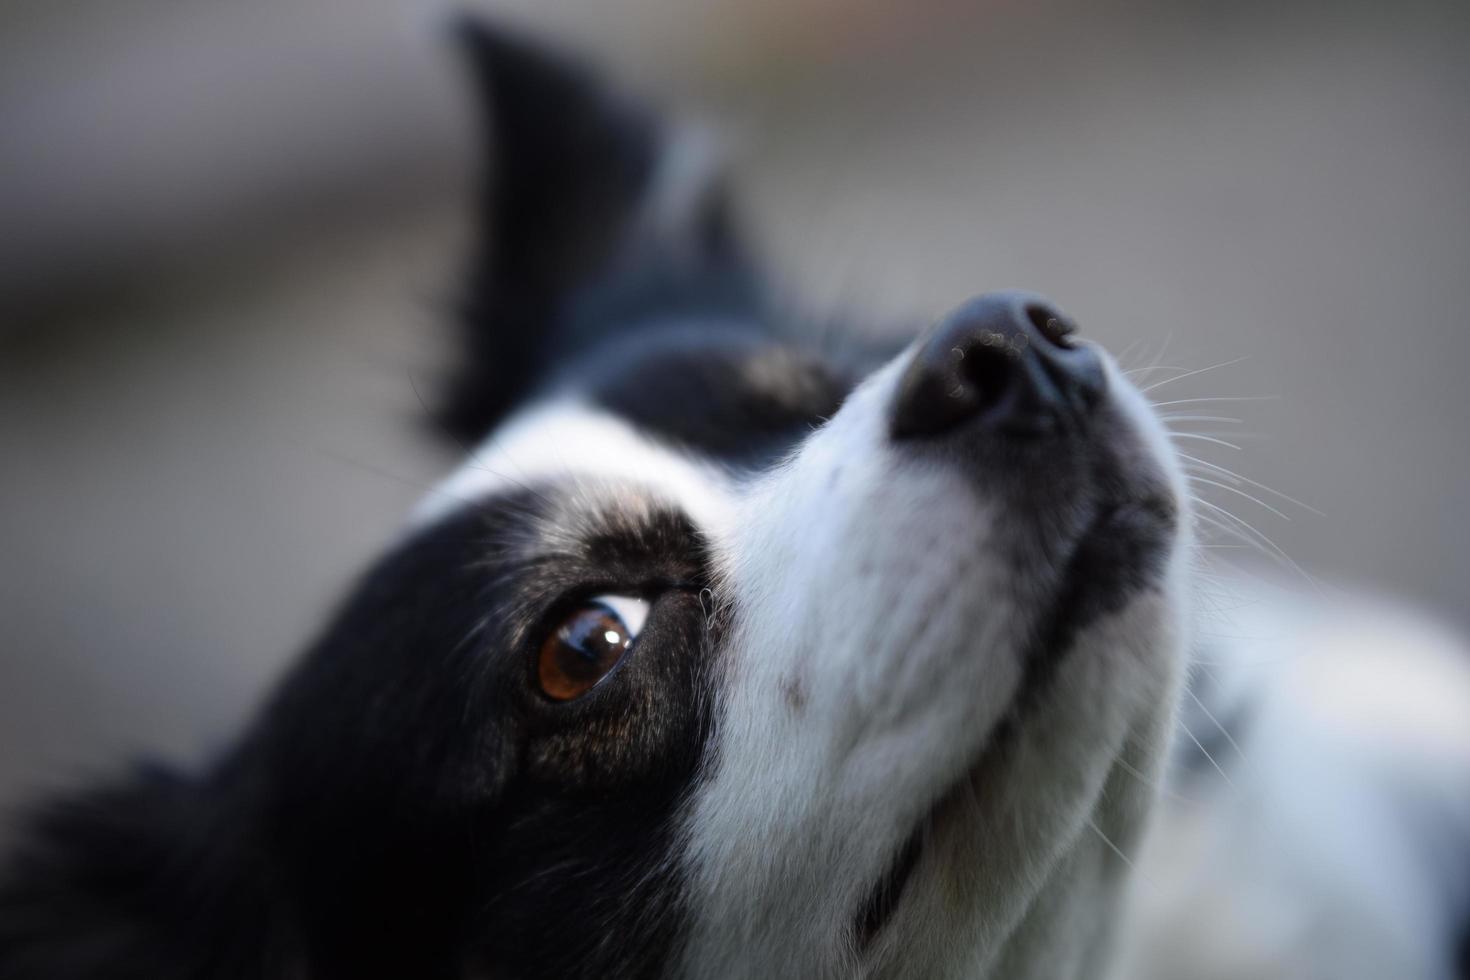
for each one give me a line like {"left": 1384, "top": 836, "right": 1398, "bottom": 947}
{"left": 536, "top": 595, "right": 650, "bottom": 701}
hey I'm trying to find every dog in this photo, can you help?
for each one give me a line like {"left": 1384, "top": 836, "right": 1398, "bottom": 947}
{"left": 2, "top": 19, "right": 1468, "bottom": 980}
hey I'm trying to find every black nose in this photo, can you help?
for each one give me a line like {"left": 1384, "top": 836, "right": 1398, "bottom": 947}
{"left": 890, "top": 291, "right": 1106, "bottom": 440}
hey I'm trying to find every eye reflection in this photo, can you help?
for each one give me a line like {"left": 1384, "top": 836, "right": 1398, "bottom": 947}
{"left": 537, "top": 595, "right": 649, "bottom": 701}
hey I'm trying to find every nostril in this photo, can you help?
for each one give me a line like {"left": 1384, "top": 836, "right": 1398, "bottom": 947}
{"left": 890, "top": 291, "right": 1105, "bottom": 441}
{"left": 1025, "top": 303, "right": 1078, "bottom": 350}
{"left": 957, "top": 340, "right": 1015, "bottom": 413}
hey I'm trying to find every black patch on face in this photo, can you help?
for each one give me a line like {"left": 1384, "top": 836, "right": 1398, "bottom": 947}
{"left": 1008, "top": 494, "right": 1177, "bottom": 723}
{"left": 567, "top": 324, "right": 852, "bottom": 466}
{"left": 0, "top": 484, "right": 721, "bottom": 979}
{"left": 854, "top": 826, "right": 922, "bottom": 951}
{"left": 248, "top": 488, "right": 718, "bottom": 978}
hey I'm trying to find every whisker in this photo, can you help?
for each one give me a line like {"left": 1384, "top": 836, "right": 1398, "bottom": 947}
{"left": 1192, "top": 500, "right": 1320, "bottom": 593}
{"left": 1120, "top": 335, "right": 1178, "bottom": 387}
{"left": 1169, "top": 432, "right": 1243, "bottom": 451}
{"left": 1086, "top": 818, "right": 1156, "bottom": 888}
{"left": 1151, "top": 394, "right": 1279, "bottom": 408}
{"left": 1114, "top": 756, "right": 1204, "bottom": 806}
{"left": 1178, "top": 720, "right": 1235, "bottom": 788}
{"left": 1141, "top": 356, "right": 1250, "bottom": 394}
{"left": 1191, "top": 505, "right": 1280, "bottom": 562}
{"left": 1177, "top": 453, "right": 1326, "bottom": 517}
{"left": 1187, "top": 474, "right": 1293, "bottom": 521}
{"left": 1187, "top": 430, "right": 1268, "bottom": 441}
{"left": 1113, "top": 334, "right": 1149, "bottom": 368}
{"left": 1125, "top": 364, "right": 1188, "bottom": 379}
{"left": 1159, "top": 414, "right": 1244, "bottom": 425}
{"left": 1185, "top": 686, "right": 1249, "bottom": 765}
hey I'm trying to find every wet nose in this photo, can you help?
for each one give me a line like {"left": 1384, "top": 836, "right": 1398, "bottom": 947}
{"left": 889, "top": 291, "right": 1106, "bottom": 440}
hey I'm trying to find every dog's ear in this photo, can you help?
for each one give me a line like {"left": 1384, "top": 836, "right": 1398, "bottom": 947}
{"left": 0, "top": 767, "right": 282, "bottom": 976}
{"left": 441, "top": 18, "right": 762, "bottom": 443}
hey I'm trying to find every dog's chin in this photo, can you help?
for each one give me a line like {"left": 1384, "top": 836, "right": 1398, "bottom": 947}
{"left": 845, "top": 389, "right": 1186, "bottom": 963}
{"left": 851, "top": 490, "right": 1179, "bottom": 953}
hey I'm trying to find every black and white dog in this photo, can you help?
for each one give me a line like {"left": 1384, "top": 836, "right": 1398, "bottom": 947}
{"left": 3, "top": 20, "right": 1469, "bottom": 980}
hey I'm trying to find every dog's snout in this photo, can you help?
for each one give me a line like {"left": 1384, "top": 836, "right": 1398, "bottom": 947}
{"left": 889, "top": 291, "right": 1106, "bottom": 440}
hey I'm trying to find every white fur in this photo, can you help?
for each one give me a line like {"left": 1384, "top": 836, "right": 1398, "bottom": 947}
{"left": 411, "top": 398, "right": 738, "bottom": 532}
{"left": 406, "top": 335, "right": 1469, "bottom": 978}
{"left": 677, "top": 352, "right": 1191, "bottom": 979}
{"left": 1119, "top": 583, "right": 1470, "bottom": 980}
{"left": 412, "top": 346, "right": 1192, "bottom": 978}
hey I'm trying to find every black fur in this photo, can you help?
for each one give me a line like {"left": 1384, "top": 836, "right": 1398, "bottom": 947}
{"left": 2, "top": 487, "right": 719, "bottom": 979}
{"left": 0, "top": 25, "right": 772, "bottom": 977}
{"left": 442, "top": 19, "right": 762, "bottom": 445}
{"left": 0, "top": 767, "right": 291, "bottom": 979}
{"left": 0, "top": 17, "right": 1178, "bottom": 980}
{"left": 573, "top": 323, "right": 851, "bottom": 465}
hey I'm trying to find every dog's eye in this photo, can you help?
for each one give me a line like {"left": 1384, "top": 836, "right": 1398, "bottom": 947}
{"left": 537, "top": 595, "right": 650, "bottom": 701}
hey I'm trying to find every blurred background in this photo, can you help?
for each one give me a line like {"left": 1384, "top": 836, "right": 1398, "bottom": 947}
{"left": 1, "top": 0, "right": 1467, "bottom": 817}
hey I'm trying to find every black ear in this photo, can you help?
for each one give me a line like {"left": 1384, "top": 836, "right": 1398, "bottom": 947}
{"left": 0, "top": 766, "right": 279, "bottom": 978}
{"left": 441, "top": 18, "right": 762, "bottom": 443}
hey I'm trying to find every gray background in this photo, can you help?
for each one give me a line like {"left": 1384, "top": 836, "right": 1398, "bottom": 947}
{"left": 2, "top": 0, "right": 1468, "bottom": 814}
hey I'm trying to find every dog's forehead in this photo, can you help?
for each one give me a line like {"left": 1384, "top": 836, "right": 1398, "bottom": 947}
{"left": 416, "top": 317, "right": 862, "bottom": 534}
{"left": 415, "top": 397, "right": 740, "bottom": 534}
{"left": 565, "top": 321, "right": 854, "bottom": 462}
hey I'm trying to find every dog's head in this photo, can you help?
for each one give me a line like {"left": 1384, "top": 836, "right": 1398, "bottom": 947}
{"left": 0, "top": 21, "right": 1191, "bottom": 980}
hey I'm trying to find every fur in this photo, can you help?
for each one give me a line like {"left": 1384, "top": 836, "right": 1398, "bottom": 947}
{"left": 2, "top": 17, "right": 1467, "bottom": 980}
